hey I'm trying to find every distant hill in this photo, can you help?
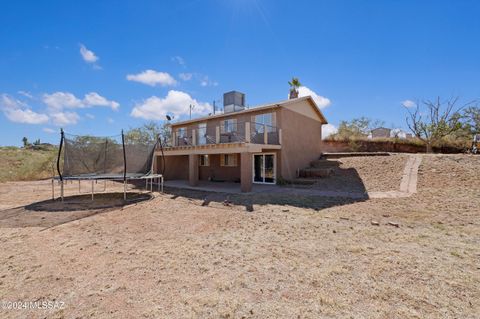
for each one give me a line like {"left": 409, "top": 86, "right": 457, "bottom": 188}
{"left": 0, "top": 146, "right": 58, "bottom": 182}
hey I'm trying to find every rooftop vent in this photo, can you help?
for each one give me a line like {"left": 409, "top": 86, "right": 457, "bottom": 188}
{"left": 223, "top": 91, "right": 245, "bottom": 113}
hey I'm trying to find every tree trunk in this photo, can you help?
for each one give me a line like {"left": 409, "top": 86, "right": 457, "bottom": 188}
{"left": 426, "top": 143, "right": 433, "bottom": 153}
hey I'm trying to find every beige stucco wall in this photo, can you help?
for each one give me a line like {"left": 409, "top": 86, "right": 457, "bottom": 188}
{"left": 277, "top": 103, "right": 323, "bottom": 180}
{"left": 199, "top": 154, "right": 241, "bottom": 182}
{"left": 156, "top": 155, "right": 188, "bottom": 180}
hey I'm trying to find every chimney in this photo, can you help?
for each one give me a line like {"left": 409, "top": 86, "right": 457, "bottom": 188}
{"left": 289, "top": 89, "right": 299, "bottom": 99}
{"left": 223, "top": 91, "right": 245, "bottom": 113}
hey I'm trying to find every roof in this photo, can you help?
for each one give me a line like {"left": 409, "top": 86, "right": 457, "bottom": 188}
{"left": 371, "top": 127, "right": 391, "bottom": 132}
{"left": 170, "top": 96, "right": 328, "bottom": 127}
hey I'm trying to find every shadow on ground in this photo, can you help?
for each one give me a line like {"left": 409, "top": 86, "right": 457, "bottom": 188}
{"left": 161, "top": 164, "right": 369, "bottom": 212}
{"left": 0, "top": 192, "right": 152, "bottom": 229}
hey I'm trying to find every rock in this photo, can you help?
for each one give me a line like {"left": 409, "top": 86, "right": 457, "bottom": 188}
{"left": 388, "top": 222, "right": 400, "bottom": 227}
{"left": 371, "top": 221, "right": 380, "bottom": 226}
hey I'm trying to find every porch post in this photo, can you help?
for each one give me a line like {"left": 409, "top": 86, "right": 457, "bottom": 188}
{"left": 263, "top": 124, "right": 268, "bottom": 144}
{"left": 188, "top": 154, "right": 199, "bottom": 186}
{"left": 245, "top": 122, "right": 251, "bottom": 142}
{"left": 216, "top": 126, "right": 220, "bottom": 144}
{"left": 192, "top": 129, "right": 196, "bottom": 145}
{"left": 240, "top": 152, "right": 252, "bottom": 193}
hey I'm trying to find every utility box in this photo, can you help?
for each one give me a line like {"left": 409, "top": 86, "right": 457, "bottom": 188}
{"left": 223, "top": 91, "right": 245, "bottom": 113}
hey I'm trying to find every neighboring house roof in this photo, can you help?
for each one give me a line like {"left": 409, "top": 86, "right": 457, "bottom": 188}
{"left": 371, "top": 127, "right": 391, "bottom": 132}
{"left": 170, "top": 96, "right": 328, "bottom": 127}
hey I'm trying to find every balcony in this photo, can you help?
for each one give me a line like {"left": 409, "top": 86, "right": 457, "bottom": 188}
{"left": 168, "top": 121, "right": 281, "bottom": 149}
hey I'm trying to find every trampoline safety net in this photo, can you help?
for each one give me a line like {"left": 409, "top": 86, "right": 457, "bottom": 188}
{"left": 60, "top": 131, "right": 157, "bottom": 180}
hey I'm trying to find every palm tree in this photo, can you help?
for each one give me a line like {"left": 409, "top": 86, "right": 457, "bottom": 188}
{"left": 288, "top": 77, "right": 301, "bottom": 99}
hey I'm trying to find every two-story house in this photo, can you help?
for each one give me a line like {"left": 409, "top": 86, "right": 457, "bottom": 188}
{"left": 155, "top": 91, "right": 328, "bottom": 192}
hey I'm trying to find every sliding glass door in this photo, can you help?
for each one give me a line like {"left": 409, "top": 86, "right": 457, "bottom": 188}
{"left": 253, "top": 153, "right": 276, "bottom": 184}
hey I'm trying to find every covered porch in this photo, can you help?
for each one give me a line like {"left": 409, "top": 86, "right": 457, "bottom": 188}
{"left": 155, "top": 142, "right": 281, "bottom": 193}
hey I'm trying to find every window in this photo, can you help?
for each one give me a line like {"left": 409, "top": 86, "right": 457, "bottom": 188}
{"left": 197, "top": 123, "right": 207, "bottom": 145}
{"left": 254, "top": 112, "right": 275, "bottom": 132}
{"left": 220, "top": 154, "right": 237, "bottom": 167}
{"left": 176, "top": 127, "right": 189, "bottom": 145}
{"left": 176, "top": 127, "right": 186, "bottom": 137}
{"left": 199, "top": 155, "right": 209, "bottom": 166}
{"left": 221, "top": 119, "right": 237, "bottom": 133}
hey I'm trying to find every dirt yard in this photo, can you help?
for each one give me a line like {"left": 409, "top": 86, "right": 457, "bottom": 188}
{"left": 0, "top": 154, "right": 478, "bottom": 318}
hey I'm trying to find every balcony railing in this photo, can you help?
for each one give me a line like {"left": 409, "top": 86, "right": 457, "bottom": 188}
{"left": 171, "top": 122, "right": 281, "bottom": 147}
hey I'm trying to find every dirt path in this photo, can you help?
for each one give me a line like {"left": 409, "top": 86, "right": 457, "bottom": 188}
{"left": 369, "top": 154, "right": 422, "bottom": 199}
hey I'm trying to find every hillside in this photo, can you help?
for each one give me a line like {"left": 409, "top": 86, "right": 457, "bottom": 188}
{"left": 0, "top": 147, "right": 58, "bottom": 182}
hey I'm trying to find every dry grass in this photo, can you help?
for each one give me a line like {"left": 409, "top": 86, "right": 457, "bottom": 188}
{"left": 0, "top": 147, "right": 57, "bottom": 182}
{"left": 0, "top": 154, "right": 478, "bottom": 318}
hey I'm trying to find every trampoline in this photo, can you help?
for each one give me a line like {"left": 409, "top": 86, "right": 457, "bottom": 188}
{"left": 52, "top": 129, "right": 164, "bottom": 201}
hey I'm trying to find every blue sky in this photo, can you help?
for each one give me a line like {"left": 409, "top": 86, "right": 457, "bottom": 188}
{"left": 1, "top": 0, "right": 480, "bottom": 145}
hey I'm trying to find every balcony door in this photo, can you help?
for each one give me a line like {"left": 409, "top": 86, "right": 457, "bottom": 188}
{"left": 253, "top": 153, "right": 276, "bottom": 184}
{"left": 197, "top": 122, "right": 207, "bottom": 145}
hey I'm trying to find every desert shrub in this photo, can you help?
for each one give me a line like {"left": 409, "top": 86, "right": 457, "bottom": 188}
{"left": 0, "top": 147, "right": 58, "bottom": 182}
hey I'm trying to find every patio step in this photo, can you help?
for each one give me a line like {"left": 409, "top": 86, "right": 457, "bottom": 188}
{"left": 298, "top": 167, "right": 334, "bottom": 178}
{"left": 310, "top": 159, "right": 341, "bottom": 168}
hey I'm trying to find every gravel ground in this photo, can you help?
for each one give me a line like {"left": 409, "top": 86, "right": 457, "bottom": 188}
{"left": 0, "top": 154, "right": 478, "bottom": 318}
{"left": 297, "top": 154, "right": 409, "bottom": 193}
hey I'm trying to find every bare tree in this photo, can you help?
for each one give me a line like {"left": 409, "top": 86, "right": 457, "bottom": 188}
{"left": 405, "top": 97, "right": 474, "bottom": 153}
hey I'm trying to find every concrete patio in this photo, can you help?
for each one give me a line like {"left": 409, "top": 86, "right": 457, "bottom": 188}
{"left": 163, "top": 180, "right": 279, "bottom": 194}
{"left": 162, "top": 179, "right": 369, "bottom": 199}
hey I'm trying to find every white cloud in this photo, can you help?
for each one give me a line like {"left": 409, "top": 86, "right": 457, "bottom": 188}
{"left": 179, "top": 72, "right": 193, "bottom": 81}
{"left": 50, "top": 111, "right": 80, "bottom": 126}
{"left": 17, "top": 90, "right": 33, "bottom": 99}
{"left": 85, "top": 113, "right": 95, "bottom": 119}
{"left": 84, "top": 92, "right": 119, "bottom": 110}
{"left": 126, "top": 70, "right": 177, "bottom": 87}
{"left": 402, "top": 99, "right": 416, "bottom": 108}
{"left": 200, "top": 76, "right": 218, "bottom": 87}
{"left": 4, "top": 108, "right": 49, "bottom": 124}
{"left": 298, "top": 86, "right": 331, "bottom": 109}
{"left": 43, "top": 127, "right": 56, "bottom": 134}
{"left": 131, "top": 90, "right": 211, "bottom": 120}
{"left": 171, "top": 56, "right": 186, "bottom": 67}
{"left": 2, "top": 91, "right": 116, "bottom": 127}
{"left": 322, "top": 124, "right": 338, "bottom": 139}
{"left": 43, "top": 92, "right": 119, "bottom": 111}
{"left": 79, "top": 44, "right": 99, "bottom": 63}
{"left": 1, "top": 94, "right": 49, "bottom": 124}
{"left": 43, "top": 92, "right": 83, "bottom": 110}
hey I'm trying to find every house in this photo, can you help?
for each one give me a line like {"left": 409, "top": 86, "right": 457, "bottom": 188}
{"left": 371, "top": 127, "right": 391, "bottom": 139}
{"left": 155, "top": 91, "right": 328, "bottom": 192}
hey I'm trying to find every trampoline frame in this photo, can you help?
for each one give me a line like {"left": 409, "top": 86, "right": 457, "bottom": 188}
{"left": 52, "top": 129, "right": 164, "bottom": 201}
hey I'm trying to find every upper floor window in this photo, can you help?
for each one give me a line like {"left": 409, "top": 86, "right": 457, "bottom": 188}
{"left": 176, "top": 127, "right": 188, "bottom": 145}
{"left": 197, "top": 122, "right": 207, "bottom": 145}
{"left": 254, "top": 112, "right": 275, "bottom": 132}
{"left": 176, "top": 127, "right": 187, "bottom": 137}
{"left": 221, "top": 118, "right": 237, "bottom": 133}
